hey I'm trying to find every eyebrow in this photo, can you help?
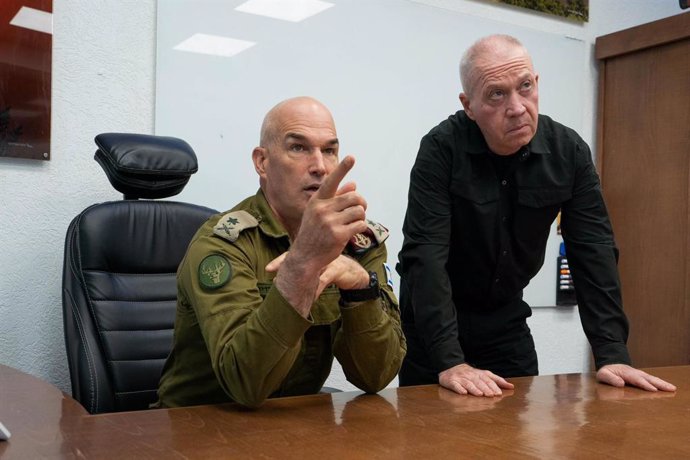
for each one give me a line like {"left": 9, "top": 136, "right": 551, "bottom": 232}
{"left": 484, "top": 70, "right": 534, "bottom": 86}
{"left": 284, "top": 133, "right": 339, "bottom": 146}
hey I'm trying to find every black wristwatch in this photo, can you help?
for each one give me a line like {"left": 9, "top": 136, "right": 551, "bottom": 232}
{"left": 339, "top": 271, "right": 380, "bottom": 303}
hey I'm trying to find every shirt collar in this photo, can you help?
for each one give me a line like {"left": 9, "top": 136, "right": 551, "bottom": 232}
{"left": 252, "top": 189, "right": 290, "bottom": 240}
{"left": 463, "top": 113, "right": 551, "bottom": 157}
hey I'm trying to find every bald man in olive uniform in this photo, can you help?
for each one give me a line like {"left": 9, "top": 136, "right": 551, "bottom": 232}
{"left": 157, "top": 97, "right": 405, "bottom": 408}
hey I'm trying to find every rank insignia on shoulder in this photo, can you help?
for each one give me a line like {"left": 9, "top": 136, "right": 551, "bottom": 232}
{"left": 348, "top": 219, "right": 389, "bottom": 254}
{"left": 213, "top": 210, "right": 259, "bottom": 243}
{"left": 367, "top": 219, "right": 389, "bottom": 243}
{"left": 199, "top": 254, "right": 232, "bottom": 290}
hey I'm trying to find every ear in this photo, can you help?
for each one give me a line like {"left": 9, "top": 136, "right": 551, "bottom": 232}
{"left": 252, "top": 147, "right": 268, "bottom": 178}
{"left": 459, "top": 92, "right": 475, "bottom": 120}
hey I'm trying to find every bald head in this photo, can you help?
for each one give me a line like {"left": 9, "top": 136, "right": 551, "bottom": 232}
{"left": 460, "top": 35, "right": 532, "bottom": 98}
{"left": 252, "top": 96, "right": 340, "bottom": 234}
{"left": 457, "top": 34, "right": 539, "bottom": 156}
{"left": 259, "top": 96, "right": 336, "bottom": 148}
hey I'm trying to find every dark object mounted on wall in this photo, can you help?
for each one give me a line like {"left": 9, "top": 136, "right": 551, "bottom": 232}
{"left": 681, "top": 0, "right": 688, "bottom": 10}
{"left": 0, "top": 0, "right": 53, "bottom": 160}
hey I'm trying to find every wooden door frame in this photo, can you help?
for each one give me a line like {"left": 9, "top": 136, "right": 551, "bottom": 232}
{"left": 594, "top": 12, "right": 690, "bottom": 366}
{"left": 595, "top": 13, "right": 690, "bottom": 175}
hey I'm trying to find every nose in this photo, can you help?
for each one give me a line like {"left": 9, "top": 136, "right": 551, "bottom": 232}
{"left": 506, "top": 92, "right": 527, "bottom": 117}
{"left": 309, "top": 150, "right": 327, "bottom": 177}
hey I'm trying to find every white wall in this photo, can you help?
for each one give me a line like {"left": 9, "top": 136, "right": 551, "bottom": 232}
{"left": 0, "top": 0, "right": 684, "bottom": 394}
{"left": 157, "top": 0, "right": 586, "bottom": 311}
{"left": 0, "top": 0, "right": 156, "bottom": 392}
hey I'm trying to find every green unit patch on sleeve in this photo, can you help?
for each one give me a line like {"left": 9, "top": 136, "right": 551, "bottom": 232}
{"left": 198, "top": 254, "right": 232, "bottom": 290}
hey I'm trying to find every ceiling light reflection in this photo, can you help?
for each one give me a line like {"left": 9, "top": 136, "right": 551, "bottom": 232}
{"left": 10, "top": 6, "right": 53, "bottom": 35}
{"left": 173, "top": 33, "right": 256, "bottom": 58}
{"left": 235, "top": 0, "right": 334, "bottom": 22}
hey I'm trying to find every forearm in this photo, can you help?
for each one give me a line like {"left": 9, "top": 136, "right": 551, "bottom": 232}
{"left": 334, "top": 291, "right": 406, "bottom": 392}
{"left": 208, "top": 286, "right": 311, "bottom": 407}
{"left": 565, "top": 239, "right": 630, "bottom": 368}
{"left": 399, "top": 243, "right": 465, "bottom": 371}
{"left": 562, "top": 147, "right": 631, "bottom": 368}
{"left": 273, "top": 251, "right": 321, "bottom": 317}
{"left": 399, "top": 133, "right": 464, "bottom": 372}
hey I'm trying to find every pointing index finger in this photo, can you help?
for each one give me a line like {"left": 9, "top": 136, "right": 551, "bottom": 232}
{"left": 316, "top": 155, "right": 355, "bottom": 199}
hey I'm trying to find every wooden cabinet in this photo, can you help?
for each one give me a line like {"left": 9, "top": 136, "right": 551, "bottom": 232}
{"left": 595, "top": 13, "right": 690, "bottom": 367}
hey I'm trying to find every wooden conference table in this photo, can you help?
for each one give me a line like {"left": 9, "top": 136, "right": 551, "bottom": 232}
{"left": 1, "top": 364, "right": 688, "bottom": 459}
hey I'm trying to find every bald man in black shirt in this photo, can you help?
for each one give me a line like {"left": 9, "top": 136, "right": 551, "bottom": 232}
{"left": 397, "top": 34, "right": 675, "bottom": 397}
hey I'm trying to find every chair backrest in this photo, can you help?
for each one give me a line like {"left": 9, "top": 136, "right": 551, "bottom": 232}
{"left": 62, "top": 133, "right": 217, "bottom": 414}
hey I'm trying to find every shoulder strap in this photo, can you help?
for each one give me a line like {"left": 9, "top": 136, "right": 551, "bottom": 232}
{"left": 213, "top": 210, "right": 259, "bottom": 243}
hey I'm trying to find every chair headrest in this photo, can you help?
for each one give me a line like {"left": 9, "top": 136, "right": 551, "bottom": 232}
{"left": 94, "top": 133, "right": 199, "bottom": 199}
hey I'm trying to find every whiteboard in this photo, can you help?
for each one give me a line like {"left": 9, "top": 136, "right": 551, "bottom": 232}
{"left": 155, "top": 0, "right": 586, "bottom": 307}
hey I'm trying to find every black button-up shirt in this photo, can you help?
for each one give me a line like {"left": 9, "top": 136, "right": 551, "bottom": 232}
{"left": 397, "top": 111, "right": 631, "bottom": 372}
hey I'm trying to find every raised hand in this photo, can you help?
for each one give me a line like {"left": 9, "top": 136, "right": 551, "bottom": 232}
{"left": 273, "top": 156, "right": 368, "bottom": 316}
{"left": 289, "top": 155, "right": 368, "bottom": 272}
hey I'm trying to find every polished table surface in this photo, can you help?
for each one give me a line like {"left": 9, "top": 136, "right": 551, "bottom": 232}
{"left": 1, "top": 364, "right": 688, "bottom": 459}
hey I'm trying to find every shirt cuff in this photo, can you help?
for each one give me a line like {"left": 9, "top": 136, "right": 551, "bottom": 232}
{"left": 256, "top": 285, "right": 312, "bottom": 348}
{"left": 339, "top": 298, "right": 385, "bottom": 334}
{"left": 431, "top": 342, "right": 466, "bottom": 372}
{"left": 592, "top": 342, "right": 632, "bottom": 369}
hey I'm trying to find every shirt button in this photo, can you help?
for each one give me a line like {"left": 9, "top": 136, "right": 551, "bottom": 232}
{"left": 494, "top": 278, "right": 500, "bottom": 283}
{"left": 501, "top": 180, "right": 508, "bottom": 186}
{"left": 502, "top": 216, "right": 508, "bottom": 222}
{"left": 502, "top": 250, "right": 508, "bottom": 256}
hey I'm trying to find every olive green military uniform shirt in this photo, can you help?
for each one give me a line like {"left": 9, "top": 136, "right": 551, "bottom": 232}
{"left": 157, "top": 190, "right": 405, "bottom": 408}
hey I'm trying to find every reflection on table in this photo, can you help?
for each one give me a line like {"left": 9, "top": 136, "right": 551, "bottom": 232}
{"left": 1, "top": 364, "right": 687, "bottom": 459}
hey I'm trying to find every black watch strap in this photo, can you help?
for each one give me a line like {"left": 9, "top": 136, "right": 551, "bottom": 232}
{"left": 339, "top": 271, "right": 379, "bottom": 303}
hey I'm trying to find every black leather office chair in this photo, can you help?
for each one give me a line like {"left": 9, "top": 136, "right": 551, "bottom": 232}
{"left": 62, "top": 133, "right": 217, "bottom": 414}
